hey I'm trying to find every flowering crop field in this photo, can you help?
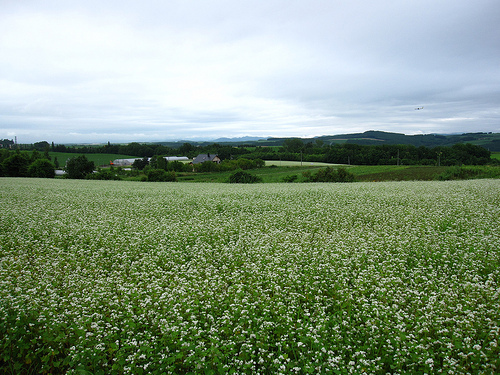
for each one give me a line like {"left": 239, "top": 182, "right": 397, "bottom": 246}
{"left": 1, "top": 178, "right": 499, "bottom": 374}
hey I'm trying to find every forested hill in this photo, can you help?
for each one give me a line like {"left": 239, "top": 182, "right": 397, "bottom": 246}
{"left": 264, "top": 131, "right": 500, "bottom": 151}
{"left": 4, "top": 131, "right": 500, "bottom": 153}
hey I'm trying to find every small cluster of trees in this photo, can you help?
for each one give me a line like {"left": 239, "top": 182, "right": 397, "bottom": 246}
{"left": 194, "top": 158, "right": 264, "bottom": 172}
{"left": 302, "top": 167, "right": 356, "bottom": 182}
{"left": 282, "top": 167, "right": 357, "bottom": 183}
{"left": 0, "top": 149, "right": 98, "bottom": 180}
{"left": 228, "top": 170, "right": 262, "bottom": 183}
{"left": 132, "top": 156, "right": 264, "bottom": 173}
{"left": 64, "top": 155, "right": 95, "bottom": 179}
{"left": 0, "top": 149, "right": 56, "bottom": 178}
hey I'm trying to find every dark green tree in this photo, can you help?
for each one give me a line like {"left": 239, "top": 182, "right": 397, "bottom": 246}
{"left": 156, "top": 156, "right": 167, "bottom": 170}
{"left": 303, "top": 167, "right": 355, "bottom": 182}
{"left": 179, "top": 142, "right": 196, "bottom": 157}
{"left": 86, "top": 168, "right": 121, "bottom": 180}
{"left": 33, "top": 141, "right": 50, "bottom": 151}
{"left": 64, "top": 155, "right": 95, "bottom": 179}
{"left": 132, "top": 156, "right": 149, "bottom": 170}
{"left": 146, "top": 169, "right": 177, "bottom": 182}
{"left": 28, "top": 159, "right": 55, "bottom": 178}
{"left": 2, "top": 151, "right": 30, "bottom": 177}
{"left": 167, "top": 160, "right": 186, "bottom": 172}
{"left": 282, "top": 138, "right": 304, "bottom": 153}
{"left": 228, "top": 169, "right": 262, "bottom": 183}
{"left": 30, "top": 150, "right": 41, "bottom": 163}
{"left": 43, "top": 145, "right": 51, "bottom": 161}
{"left": 196, "top": 161, "right": 220, "bottom": 172}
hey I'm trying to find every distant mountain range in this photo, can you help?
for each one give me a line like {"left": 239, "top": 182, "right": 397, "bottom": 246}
{"left": 308, "top": 131, "right": 500, "bottom": 150}
{"left": 172, "top": 131, "right": 500, "bottom": 151}
{"left": 211, "top": 136, "right": 264, "bottom": 143}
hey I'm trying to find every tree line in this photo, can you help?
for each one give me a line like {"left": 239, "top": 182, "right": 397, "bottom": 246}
{"left": 0, "top": 149, "right": 56, "bottom": 178}
{"left": 9, "top": 138, "right": 495, "bottom": 166}
{"left": 240, "top": 141, "right": 494, "bottom": 166}
{"left": 1, "top": 138, "right": 495, "bottom": 180}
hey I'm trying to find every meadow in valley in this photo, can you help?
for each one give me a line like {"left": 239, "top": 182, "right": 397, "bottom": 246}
{"left": 0, "top": 178, "right": 499, "bottom": 374}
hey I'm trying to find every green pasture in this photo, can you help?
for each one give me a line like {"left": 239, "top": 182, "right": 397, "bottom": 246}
{"left": 177, "top": 164, "right": 500, "bottom": 183}
{"left": 264, "top": 160, "right": 342, "bottom": 167}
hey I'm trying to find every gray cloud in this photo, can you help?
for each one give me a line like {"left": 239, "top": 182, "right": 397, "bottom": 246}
{"left": 1, "top": 0, "right": 499, "bottom": 143}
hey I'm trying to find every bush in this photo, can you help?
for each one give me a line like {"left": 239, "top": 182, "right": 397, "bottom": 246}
{"left": 2, "top": 152, "right": 30, "bottom": 177}
{"left": 167, "top": 160, "right": 186, "bottom": 172}
{"left": 28, "top": 159, "right": 55, "bottom": 178}
{"left": 436, "top": 166, "right": 500, "bottom": 180}
{"left": 146, "top": 169, "right": 177, "bottom": 182}
{"left": 228, "top": 169, "right": 262, "bottom": 183}
{"left": 438, "top": 166, "right": 481, "bottom": 180}
{"left": 303, "top": 167, "right": 355, "bottom": 182}
{"left": 282, "top": 174, "right": 298, "bottom": 183}
{"left": 132, "top": 157, "right": 149, "bottom": 170}
{"left": 195, "top": 161, "right": 220, "bottom": 173}
{"left": 86, "top": 168, "right": 121, "bottom": 180}
{"left": 64, "top": 155, "right": 95, "bottom": 179}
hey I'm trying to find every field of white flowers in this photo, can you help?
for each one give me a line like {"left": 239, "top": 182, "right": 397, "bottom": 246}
{"left": 1, "top": 178, "right": 499, "bottom": 374}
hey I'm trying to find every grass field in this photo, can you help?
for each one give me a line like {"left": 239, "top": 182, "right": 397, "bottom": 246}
{"left": 177, "top": 162, "right": 500, "bottom": 183}
{"left": 1, "top": 178, "right": 499, "bottom": 374}
{"left": 263, "top": 160, "right": 341, "bottom": 167}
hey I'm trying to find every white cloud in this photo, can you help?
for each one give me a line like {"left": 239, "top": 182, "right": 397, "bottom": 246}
{"left": 0, "top": 0, "right": 499, "bottom": 143}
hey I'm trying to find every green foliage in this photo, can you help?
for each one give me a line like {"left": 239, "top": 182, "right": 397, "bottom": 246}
{"left": 167, "top": 160, "right": 186, "bottom": 172}
{"left": 282, "top": 174, "right": 298, "bottom": 182}
{"left": 216, "top": 158, "right": 265, "bottom": 171}
{"left": 303, "top": 167, "right": 355, "bottom": 182}
{"left": 149, "top": 155, "right": 168, "bottom": 170}
{"left": 86, "top": 168, "right": 121, "bottom": 180}
{"left": 196, "top": 160, "right": 220, "bottom": 173}
{"left": 1, "top": 151, "right": 30, "bottom": 177}
{"left": 437, "top": 166, "right": 500, "bottom": 180}
{"left": 27, "top": 158, "right": 55, "bottom": 178}
{"left": 146, "top": 169, "right": 177, "bottom": 182}
{"left": 33, "top": 141, "right": 50, "bottom": 151}
{"left": 352, "top": 166, "right": 447, "bottom": 182}
{"left": 282, "top": 138, "right": 304, "bottom": 153}
{"left": 228, "top": 169, "right": 262, "bottom": 183}
{"left": 64, "top": 155, "right": 95, "bottom": 179}
{"left": 132, "top": 156, "right": 149, "bottom": 170}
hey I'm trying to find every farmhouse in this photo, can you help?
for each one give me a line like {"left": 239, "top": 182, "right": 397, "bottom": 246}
{"left": 192, "top": 153, "right": 221, "bottom": 164}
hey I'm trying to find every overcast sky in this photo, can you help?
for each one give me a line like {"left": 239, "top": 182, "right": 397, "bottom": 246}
{"left": 1, "top": 0, "right": 499, "bottom": 144}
